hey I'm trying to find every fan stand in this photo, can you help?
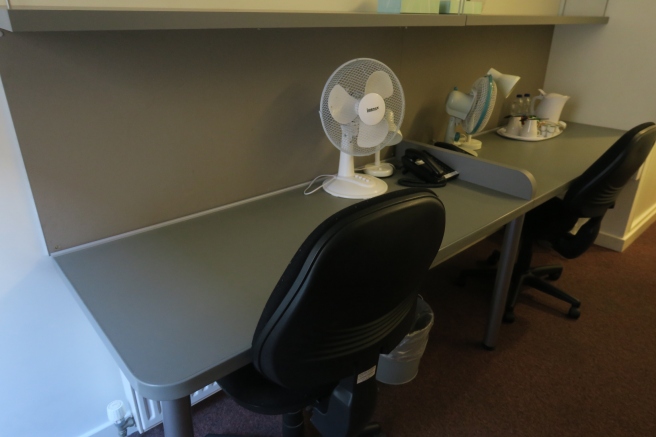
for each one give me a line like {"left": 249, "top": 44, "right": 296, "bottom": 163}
{"left": 364, "top": 150, "right": 394, "bottom": 178}
{"left": 323, "top": 152, "right": 388, "bottom": 199}
{"left": 458, "top": 134, "right": 482, "bottom": 151}
{"left": 447, "top": 117, "right": 482, "bottom": 151}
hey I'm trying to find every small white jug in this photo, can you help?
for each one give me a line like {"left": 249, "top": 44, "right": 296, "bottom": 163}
{"left": 530, "top": 89, "right": 570, "bottom": 123}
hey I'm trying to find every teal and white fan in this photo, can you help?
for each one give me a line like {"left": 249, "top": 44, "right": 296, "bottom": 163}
{"left": 445, "top": 68, "right": 520, "bottom": 150}
{"left": 319, "top": 58, "right": 405, "bottom": 199}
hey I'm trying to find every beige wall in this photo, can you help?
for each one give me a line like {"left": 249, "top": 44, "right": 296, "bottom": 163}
{"left": 633, "top": 153, "right": 656, "bottom": 228}
{"left": 562, "top": 0, "right": 607, "bottom": 16}
{"left": 544, "top": 0, "right": 656, "bottom": 250}
{"left": 0, "top": 25, "right": 552, "bottom": 252}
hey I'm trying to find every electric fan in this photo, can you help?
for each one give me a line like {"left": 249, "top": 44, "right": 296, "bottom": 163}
{"left": 444, "top": 68, "right": 520, "bottom": 150}
{"left": 364, "top": 110, "right": 402, "bottom": 178}
{"left": 320, "top": 58, "right": 405, "bottom": 199}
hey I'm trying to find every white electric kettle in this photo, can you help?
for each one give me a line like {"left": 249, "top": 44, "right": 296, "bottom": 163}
{"left": 531, "top": 89, "right": 570, "bottom": 123}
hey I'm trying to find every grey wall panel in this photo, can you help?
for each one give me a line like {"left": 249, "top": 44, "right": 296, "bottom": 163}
{"left": 399, "top": 25, "right": 553, "bottom": 144}
{"left": 0, "top": 26, "right": 553, "bottom": 252}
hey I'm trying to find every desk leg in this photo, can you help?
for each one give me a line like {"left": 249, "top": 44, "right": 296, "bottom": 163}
{"left": 162, "top": 397, "right": 194, "bottom": 437}
{"left": 483, "top": 215, "right": 524, "bottom": 350}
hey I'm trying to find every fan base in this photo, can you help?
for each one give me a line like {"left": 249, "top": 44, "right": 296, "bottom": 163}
{"left": 457, "top": 138, "right": 482, "bottom": 151}
{"left": 323, "top": 174, "right": 388, "bottom": 199}
{"left": 364, "top": 162, "right": 394, "bottom": 178}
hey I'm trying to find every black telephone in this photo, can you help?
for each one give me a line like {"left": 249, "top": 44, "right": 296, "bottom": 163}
{"left": 399, "top": 148, "right": 459, "bottom": 188}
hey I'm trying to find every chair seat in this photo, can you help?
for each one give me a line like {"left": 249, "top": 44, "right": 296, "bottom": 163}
{"left": 218, "top": 364, "right": 334, "bottom": 415}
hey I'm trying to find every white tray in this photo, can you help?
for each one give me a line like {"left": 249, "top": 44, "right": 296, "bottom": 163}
{"left": 497, "top": 126, "right": 564, "bottom": 142}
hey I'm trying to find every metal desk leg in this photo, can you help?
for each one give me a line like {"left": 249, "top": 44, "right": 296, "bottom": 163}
{"left": 483, "top": 215, "right": 525, "bottom": 350}
{"left": 162, "top": 397, "right": 194, "bottom": 437}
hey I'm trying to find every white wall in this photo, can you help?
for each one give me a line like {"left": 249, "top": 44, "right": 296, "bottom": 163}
{"left": 0, "top": 78, "right": 128, "bottom": 437}
{"left": 544, "top": 0, "right": 656, "bottom": 249}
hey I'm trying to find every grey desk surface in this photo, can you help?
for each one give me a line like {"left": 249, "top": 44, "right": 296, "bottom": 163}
{"left": 477, "top": 123, "right": 624, "bottom": 201}
{"left": 54, "top": 122, "right": 623, "bottom": 401}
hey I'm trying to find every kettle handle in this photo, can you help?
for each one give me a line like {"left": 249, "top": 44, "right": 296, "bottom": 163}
{"left": 530, "top": 94, "right": 543, "bottom": 116}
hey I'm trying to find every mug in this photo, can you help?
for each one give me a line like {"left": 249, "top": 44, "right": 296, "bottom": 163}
{"left": 505, "top": 116, "right": 522, "bottom": 136}
{"left": 521, "top": 119, "right": 540, "bottom": 139}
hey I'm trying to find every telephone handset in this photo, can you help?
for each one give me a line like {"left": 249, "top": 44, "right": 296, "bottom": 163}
{"left": 399, "top": 148, "right": 459, "bottom": 188}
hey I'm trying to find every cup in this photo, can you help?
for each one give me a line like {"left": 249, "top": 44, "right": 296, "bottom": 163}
{"left": 546, "top": 123, "right": 557, "bottom": 137}
{"left": 505, "top": 116, "right": 522, "bottom": 136}
{"left": 520, "top": 119, "right": 540, "bottom": 139}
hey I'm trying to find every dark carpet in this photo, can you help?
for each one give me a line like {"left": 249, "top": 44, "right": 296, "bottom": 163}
{"left": 139, "top": 223, "right": 656, "bottom": 437}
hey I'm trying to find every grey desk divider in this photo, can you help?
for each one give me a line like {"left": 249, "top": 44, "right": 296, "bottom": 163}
{"left": 396, "top": 140, "right": 536, "bottom": 200}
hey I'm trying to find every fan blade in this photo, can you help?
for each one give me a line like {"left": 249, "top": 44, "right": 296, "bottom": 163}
{"left": 365, "top": 71, "right": 394, "bottom": 99}
{"left": 328, "top": 85, "right": 358, "bottom": 124}
{"left": 464, "top": 75, "right": 497, "bottom": 134}
{"left": 357, "top": 118, "right": 389, "bottom": 148}
{"left": 339, "top": 121, "right": 359, "bottom": 154}
{"left": 385, "top": 109, "right": 398, "bottom": 132}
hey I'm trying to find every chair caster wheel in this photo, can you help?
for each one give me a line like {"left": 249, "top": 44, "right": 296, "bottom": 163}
{"left": 502, "top": 311, "right": 515, "bottom": 323}
{"left": 567, "top": 306, "right": 581, "bottom": 319}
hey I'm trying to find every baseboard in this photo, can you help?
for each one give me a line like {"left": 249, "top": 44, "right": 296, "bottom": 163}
{"left": 594, "top": 231, "right": 625, "bottom": 252}
{"left": 595, "top": 204, "right": 656, "bottom": 252}
{"left": 77, "top": 421, "right": 122, "bottom": 437}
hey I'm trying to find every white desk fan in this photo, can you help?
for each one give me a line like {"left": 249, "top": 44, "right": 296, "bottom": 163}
{"left": 445, "top": 68, "right": 520, "bottom": 150}
{"left": 320, "top": 58, "right": 404, "bottom": 199}
{"left": 364, "top": 110, "right": 403, "bottom": 178}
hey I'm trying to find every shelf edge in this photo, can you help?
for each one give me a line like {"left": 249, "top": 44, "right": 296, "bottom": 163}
{"left": 0, "top": 10, "right": 466, "bottom": 32}
{"left": 465, "top": 15, "right": 609, "bottom": 26}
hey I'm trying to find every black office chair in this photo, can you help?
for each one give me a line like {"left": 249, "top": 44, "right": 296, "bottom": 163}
{"left": 207, "top": 188, "right": 445, "bottom": 437}
{"left": 459, "top": 122, "right": 656, "bottom": 322}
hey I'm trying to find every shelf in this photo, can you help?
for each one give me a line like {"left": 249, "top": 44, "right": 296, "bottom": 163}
{"left": 0, "top": 9, "right": 464, "bottom": 32}
{"left": 0, "top": 7, "right": 607, "bottom": 33}
{"left": 465, "top": 14, "right": 609, "bottom": 26}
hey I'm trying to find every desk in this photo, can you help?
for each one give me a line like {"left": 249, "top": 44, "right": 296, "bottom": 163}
{"left": 473, "top": 123, "right": 625, "bottom": 348}
{"left": 54, "top": 122, "right": 623, "bottom": 437}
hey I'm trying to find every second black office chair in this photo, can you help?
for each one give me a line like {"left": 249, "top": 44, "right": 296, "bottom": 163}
{"left": 459, "top": 122, "right": 656, "bottom": 322}
{"left": 207, "top": 188, "right": 445, "bottom": 437}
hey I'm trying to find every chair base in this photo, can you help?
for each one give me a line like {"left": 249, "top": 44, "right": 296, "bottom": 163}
{"left": 503, "top": 266, "right": 581, "bottom": 322}
{"left": 457, "top": 253, "right": 582, "bottom": 322}
{"left": 206, "top": 410, "right": 303, "bottom": 437}
{"left": 358, "top": 422, "right": 385, "bottom": 437}
{"left": 212, "top": 369, "right": 383, "bottom": 437}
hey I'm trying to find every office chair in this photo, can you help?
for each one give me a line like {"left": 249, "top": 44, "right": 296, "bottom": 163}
{"left": 458, "top": 122, "right": 656, "bottom": 322}
{"left": 206, "top": 188, "right": 445, "bottom": 437}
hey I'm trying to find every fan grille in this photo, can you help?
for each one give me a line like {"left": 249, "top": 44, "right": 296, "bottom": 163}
{"left": 320, "top": 59, "right": 405, "bottom": 157}
{"left": 463, "top": 75, "right": 497, "bottom": 134}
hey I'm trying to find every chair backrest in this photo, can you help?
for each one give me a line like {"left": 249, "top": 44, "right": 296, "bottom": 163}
{"left": 564, "top": 122, "right": 656, "bottom": 218}
{"left": 251, "top": 188, "right": 445, "bottom": 390}
{"left": 550, "top": 122, "right": 656, "bottom": 258}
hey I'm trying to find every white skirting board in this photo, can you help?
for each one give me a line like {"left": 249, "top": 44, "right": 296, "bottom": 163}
{"left": 120, "top": 372, "right": 222, "bottom": 433}
{"left": 595, "top": 205, "right": 656, "bottom": 253}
